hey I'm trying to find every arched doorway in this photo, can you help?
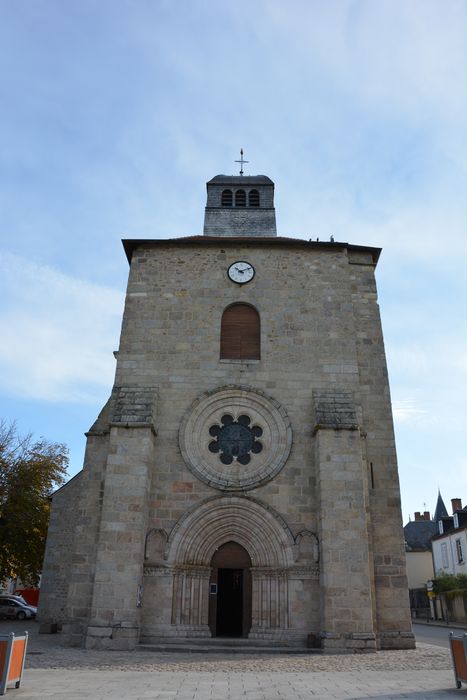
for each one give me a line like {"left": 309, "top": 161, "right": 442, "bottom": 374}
{"left": 165, "top": 495, "right": 296, "bottom": 640}
{"left": 208, "top": 541, "right": 252, "bottom": 637}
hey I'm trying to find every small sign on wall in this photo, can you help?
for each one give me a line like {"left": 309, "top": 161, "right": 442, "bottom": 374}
{"left": 137, "top": 584, "right": 143, "bottom": 608}
{"left": 209, "top": 583, "right": 217, "bottom": 595}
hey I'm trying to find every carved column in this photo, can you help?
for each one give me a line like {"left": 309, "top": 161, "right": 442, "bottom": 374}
{"left": 171, "top": 565, "right": 211, "bottom": 637}
{"left": 249, "top": 568, "right": 289, "bottom": 640}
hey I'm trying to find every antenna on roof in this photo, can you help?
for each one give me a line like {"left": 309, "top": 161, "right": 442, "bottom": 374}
{"left": 235, "top": 148, "right": 249, "bottom": 176}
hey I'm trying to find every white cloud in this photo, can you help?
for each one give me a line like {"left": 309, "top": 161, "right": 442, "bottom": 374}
{"left": 0, "top": 253, "right": 123, "bottom": 402}
{"left": 392, "top": 398, "right": 428, "bottom": 425}
{"left": 387, "top": 330, "right": 467, "bottom": 432}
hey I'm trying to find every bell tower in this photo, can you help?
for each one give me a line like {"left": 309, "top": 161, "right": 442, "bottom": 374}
{"left": 203, "top": 174, "right": 277, "bottom": 237}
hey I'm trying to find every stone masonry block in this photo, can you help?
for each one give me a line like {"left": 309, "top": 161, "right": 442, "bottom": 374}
{"left": 110, "top": 386, "right": 158, "bottom": 427}
{"left": 312, "top": 389, "right": 359, "bottom": 430}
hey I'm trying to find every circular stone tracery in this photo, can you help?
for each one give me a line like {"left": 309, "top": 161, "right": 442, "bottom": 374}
{"left": 179, "top": 386, "right": 292, "bottom": 491}
{"left": 208, "top": 414, "right": 263, "bottom": 465}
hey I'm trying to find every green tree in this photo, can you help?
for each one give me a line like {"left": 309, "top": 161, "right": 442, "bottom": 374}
{"left": 0, "top": 420, "right": 68, "bottom": 586}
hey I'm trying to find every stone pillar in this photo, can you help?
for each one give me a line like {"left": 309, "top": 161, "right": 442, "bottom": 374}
{"left": 313, "top": 389, "right": 377, "bottom": 652}
{"left": 84, "top": 387, "right": 157, "bottom": 650}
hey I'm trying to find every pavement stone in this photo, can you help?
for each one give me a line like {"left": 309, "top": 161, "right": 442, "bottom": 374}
{"left": 0, "top": 621, "right": 464, "bottom": 699}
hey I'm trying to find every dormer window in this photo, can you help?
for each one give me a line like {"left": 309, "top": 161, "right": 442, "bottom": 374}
{"left": 438, "top": 520, "right": 444, "bottom": 534}
{"left": 249, "top": 189, "right": 260, "bottom": 207}
{"left": 235, "top": 189, "right": 246, "bottom": 207}
{"left": 221, "top": 189, "right": 233, "bottom": 206}
{"left": 454, "top": 513, "right": 459, "bottom": 529}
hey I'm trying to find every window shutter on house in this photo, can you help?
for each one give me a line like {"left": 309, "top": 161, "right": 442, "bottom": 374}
{"left": 220, "top": 304, "right": 260, "bottom": 360}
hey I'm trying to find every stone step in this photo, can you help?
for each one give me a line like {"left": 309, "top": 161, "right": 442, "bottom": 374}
{"left": 138, "top": 637, "right": 321, "bottom": 655}
{"left": 141, "top": 636, "right": 285, "bottom": 647}
{"left": 138, "top": 642, "right": 320, "bottom": 655}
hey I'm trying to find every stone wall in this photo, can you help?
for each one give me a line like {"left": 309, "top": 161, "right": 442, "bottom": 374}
{"left": 39, "top": 473, "right": 82, "bottom": 625}
{"left": 203, "top": 207, "right": 277, "bottom": 236}
{"left": 439, "top": 592, "right": 467, "bottom": 623}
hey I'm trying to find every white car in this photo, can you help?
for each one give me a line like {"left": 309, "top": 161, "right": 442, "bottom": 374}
{"left": 0, "top": 596, "right": 37, "bottom": 620}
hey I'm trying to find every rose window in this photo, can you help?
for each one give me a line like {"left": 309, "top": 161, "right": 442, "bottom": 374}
{"left": 208, "top": 414, "right": 263, "bottom": 465}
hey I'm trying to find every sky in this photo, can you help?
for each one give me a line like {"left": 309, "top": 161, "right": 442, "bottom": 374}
{"left": 0, "top": 0, "right": 465, "bottom": 525}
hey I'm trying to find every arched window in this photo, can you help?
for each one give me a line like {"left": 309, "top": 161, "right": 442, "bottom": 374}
{"left": 221, "top": 189, "right": 233, "bottom": 206}
{"left": 220, "top": 304, "right": 260, "bottom": 360}
{"left": 248, "top": 189, "right": 260, "bottom": 207}
{"left": 235, "top": 189, "right": 246, "bottom": 207}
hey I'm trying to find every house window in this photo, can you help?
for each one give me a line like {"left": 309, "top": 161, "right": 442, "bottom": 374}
{"left": 456, "top": 539, "right": 464, "bottom": 564}
{"left": 220, "top": 303, "right": 260, "bottom": 360}
{"left": 249, "top": 189, "right": 260, "bottom": 207}
{"left": 235, "top": 189, "right": 246, "bottom": 207}
{"left": 441, "top": 542, "right": 449, "bottom": 568}
{"left": 221, "top": 189, "right": 233, "bottom": 206}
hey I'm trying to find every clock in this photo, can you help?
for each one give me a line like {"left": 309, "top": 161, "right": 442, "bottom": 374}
{"left": 227, "top": 261, "right": 255, "bottom": 285}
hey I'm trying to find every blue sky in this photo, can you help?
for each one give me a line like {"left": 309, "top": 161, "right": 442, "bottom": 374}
{"left": 0, "top": 0, "right": 465, "bottom": 524}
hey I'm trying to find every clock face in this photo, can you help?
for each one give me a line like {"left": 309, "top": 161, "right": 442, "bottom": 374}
{"left": 227, "top": 261, "right": 255, "bottom": 284}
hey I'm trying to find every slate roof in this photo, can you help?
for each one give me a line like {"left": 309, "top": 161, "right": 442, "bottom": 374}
{"left": 433, "top": 491, "right": 449, "bottom": 522}
{"left": 207, "top": 175, "right": 274, "bottom": 185}
{"left": 404, "top": 520, "right": 438, "bottom": 551}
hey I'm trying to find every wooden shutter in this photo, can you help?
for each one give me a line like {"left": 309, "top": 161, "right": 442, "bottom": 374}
{"left": 221, "top": 189, "right": 233, "bottom": 206}
{"left": 235, "top": 189, "right": 246, "bottom": 207}
{"left": 248, "top": 189, "right": 260, "bottom": 207}
{"left": 220, "top": 304, "right": 260, "bottom": 360}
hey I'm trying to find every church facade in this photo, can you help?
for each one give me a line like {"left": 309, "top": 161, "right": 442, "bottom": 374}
{"left": 39, "top": 172, "right": 414, "bottom": 652}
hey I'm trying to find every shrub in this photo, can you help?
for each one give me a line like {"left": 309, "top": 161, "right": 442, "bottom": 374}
{"left": 433, "top": 573, "right": 467, "bottom": 594}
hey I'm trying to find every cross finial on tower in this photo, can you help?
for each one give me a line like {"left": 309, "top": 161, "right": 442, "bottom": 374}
{"left": 235, "top": 148, "right": 249, "bottom": 176}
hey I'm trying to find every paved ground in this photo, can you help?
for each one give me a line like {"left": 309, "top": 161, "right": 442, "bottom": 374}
{"left": 413, "top": 622, "right": 466, "bottom": 648}
{"left": 1, "top": 621, "right": 465, "bottom": 699}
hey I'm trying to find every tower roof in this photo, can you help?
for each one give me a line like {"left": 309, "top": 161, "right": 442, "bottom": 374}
{"left": 433, "top": 491, "right": 449, "bottom": 522}
{"left": 207, "top": 175, "right": 274, "bottom": 185}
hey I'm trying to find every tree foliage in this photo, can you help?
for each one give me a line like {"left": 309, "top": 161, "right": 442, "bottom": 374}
{"left": 0, "top": 420, "right": 68, "bottom": 585}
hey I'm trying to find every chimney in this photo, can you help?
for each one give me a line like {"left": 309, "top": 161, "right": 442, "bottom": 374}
{"left": 451, "top": 498, "right": 462, "bottom": 513}
{"left": 414, "top": 512, "right": 422, "bottom": 521}
{"left": 423, "top": 511, "right": 430, "bottom": 520}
